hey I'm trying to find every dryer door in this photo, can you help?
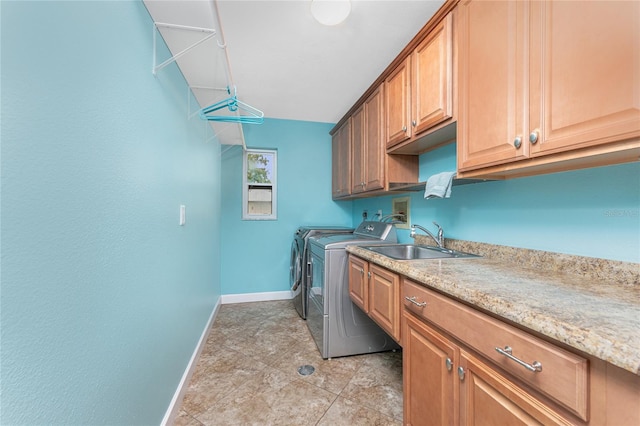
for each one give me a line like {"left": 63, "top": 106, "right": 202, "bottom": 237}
{"left": 291, "top": 238, "right": 306, "bottom": 319}
{"left": 290, "top": 239, "right": 302, "bottom": 292}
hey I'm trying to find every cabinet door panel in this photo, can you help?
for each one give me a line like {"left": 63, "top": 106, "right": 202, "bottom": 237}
{"left": 460, "top": 350, "right": 571, "bottom": 426}
{"left": 413, "top": 13, "right": 453, "bottom": 135}
{"left": 369, "top": 264, "right": 399, "bottom": 341}
{"left": 348, "top": 255, "right": 368, "bottom": 312}
{"left": 351, "top": 106, "right": 366, "bottom": 194}
{"left": 364, "top": 85, "right": 385, "bottom": 191}
{"left": 458, "top": 0, "right": 528, "bottom": 171}
{"left": 403, "top": 312, "right": 456, "bottom": 426}
{"left": 332, "top": 120, "right": 351, "bottom": 198}
{"left": 529, "top": 1, "right": 640, "bottom": 156}
{"left": 386, "top": 57, "right": 411, "bottom": 147}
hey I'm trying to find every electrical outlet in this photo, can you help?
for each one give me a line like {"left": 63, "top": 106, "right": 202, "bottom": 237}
{"left": 377, "top": 209, "right": 383, "bottom": 219}
{"left": 362, "top": 210, "right": 368, "bottom": 219}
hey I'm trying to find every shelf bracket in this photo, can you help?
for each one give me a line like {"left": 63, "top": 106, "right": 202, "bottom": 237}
{"left": 152, "top": 22, "right": 217, "bottom": 76}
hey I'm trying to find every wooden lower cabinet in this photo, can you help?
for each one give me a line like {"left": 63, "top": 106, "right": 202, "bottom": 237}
{"left": 459, "top": 350, "right": 572, "bottom": 425}
{"left": 368, "top": 263, "right": 401, "bottom": 342}
{"left": 347, "top": 262, "right": 640, "bottom": 425}
{"left": 348, "top": 255, "right": 368, "bottom": 311}
{"left": 348, "top": 255, "right": 400, "bottom": 342}
{"left": 403, "top": 311, "right": 457, "bottom": 426}
{"left": 403, "top": 310, "right": 573, "bottom": 426}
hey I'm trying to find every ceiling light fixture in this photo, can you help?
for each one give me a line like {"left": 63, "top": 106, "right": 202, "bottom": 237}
{"left": 310, "top": 0, "right": 351, "bottom": 26}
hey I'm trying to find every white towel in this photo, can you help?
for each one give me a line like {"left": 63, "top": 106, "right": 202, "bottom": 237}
{"left": 424, "top": 172, "right": 456, "bottom": 199}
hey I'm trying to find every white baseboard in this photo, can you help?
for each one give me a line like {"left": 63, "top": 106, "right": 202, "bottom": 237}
{"left": 161, "top": 297, "right": 221, "bottom": 426}
{"left": 221, "top": 290, "right": 293, "bottom": 304}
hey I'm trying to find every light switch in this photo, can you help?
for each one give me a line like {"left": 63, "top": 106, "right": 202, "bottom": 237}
{"left": 179, "top": 205, "right": 186, "bottom": 226}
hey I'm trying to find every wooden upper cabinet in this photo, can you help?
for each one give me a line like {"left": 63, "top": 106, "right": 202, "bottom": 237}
{"left": 386, "top": 12, "right": 454, "bottom": 149}
{"left": 331, "top": 119, "right": 351, "bottom": 199}
{"left": 364, "top": 86, "right": 385, "bottom": 191}
{"left": 528, "top": 1, "right": 640, "bottom": 156}
{"left": 352, "top": 85, "right": 385, "bottom": 194}
{"left": 458, "top": 0, "right": 640, "bottom": 177}
{"left": 385, "top": 58, "right": 412, "bottom": 147}
{"left": 351, "top": 105, "right": 366, "bottom": 194}
{"left": 412, "top": 12, "right": 454, "bottom": 136}
{"left": 457, "top": 0, "right": 527, "bottom": 170}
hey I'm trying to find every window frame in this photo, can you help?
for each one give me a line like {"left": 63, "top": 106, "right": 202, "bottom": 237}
{"left": 242, "top": 148, "right": 277, "bottom": 220}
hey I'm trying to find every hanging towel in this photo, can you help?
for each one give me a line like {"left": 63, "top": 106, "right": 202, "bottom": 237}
{"left": 424, "top": 171, "right": 456, "bottom": 199}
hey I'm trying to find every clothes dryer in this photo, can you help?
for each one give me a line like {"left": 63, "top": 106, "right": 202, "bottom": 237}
{"left": 290, "top": 226, "right": 352, "bottom": 319}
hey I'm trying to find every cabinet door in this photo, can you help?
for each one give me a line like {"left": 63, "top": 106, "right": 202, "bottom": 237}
{"left": 528, "top": 0, "right": 640, "bottom": 156}
{"left": 385, "top": 56, "right": 411, "bottom": 147}
{"left": 348, "top": 255, "right": 368, "bottom": 312}
{"left": 331, "top": 119, "right": 351, "bottom": 199}
{"left": 457, "top": 0, "right": 528, "bottom": 172}
{"left": 363, "top": 85, "right": 385, "bottom": 191}
{"left": 369, "top": 264, "right": 400, "bottom": 341}
{"left": 403, "top": 312, "right": 457, "bottom": 426}
{"left": 413, "top": 12, "right": 453, "bottom": 136}
{"left": 459, "top": 350, "right": 571, "bottom": 426}
{"left": 351, "top": 105, "right": 366, "bottom": 194}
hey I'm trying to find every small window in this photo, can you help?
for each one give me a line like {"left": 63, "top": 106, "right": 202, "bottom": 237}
{"left": 243, "top": 149, "right": 277, "bottom": 220}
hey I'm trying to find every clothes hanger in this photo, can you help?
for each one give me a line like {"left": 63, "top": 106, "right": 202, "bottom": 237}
{"left": 199, "top": 86, "right": 264, "bottom": 124}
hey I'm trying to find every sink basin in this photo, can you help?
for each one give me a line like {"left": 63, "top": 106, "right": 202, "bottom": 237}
{"left": 363, "top": 244, "right": 480, "bottom": 260}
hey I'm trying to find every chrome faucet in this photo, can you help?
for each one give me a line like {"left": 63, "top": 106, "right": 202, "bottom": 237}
{"left": 410, "top": 222, "right": 444, "bottom": 248}
{"left": 379, "top": 213, "right": 406, "bottom": 223}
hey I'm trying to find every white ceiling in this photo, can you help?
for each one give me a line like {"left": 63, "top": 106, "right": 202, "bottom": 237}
{"left": 144, "top": 0, "right": 444, "bottom": 134}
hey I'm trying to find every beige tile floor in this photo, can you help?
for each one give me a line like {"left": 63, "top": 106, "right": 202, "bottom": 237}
{"left": 174, "top": 300, "right": 403, "bottom": 426}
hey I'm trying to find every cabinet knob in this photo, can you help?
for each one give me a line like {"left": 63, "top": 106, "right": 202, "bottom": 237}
{"left": 458, "top": 366, "right": 465, "bottom": 381}
{"left": 412, "top": 120, "right": 417, "bottom": 127}
{"left": 360, "top": 268, "right": 364, "bottom": 275}
{"left": 529, "top": 130, "right": 539, "bottom": 144}
{"left": 513, "top": 136, "right": 522, "bottom": 149}
{"left": 402, "top": 125, "right": 407, "bottom": 132}
{"left": 445, "top": 358, "right": 453, "bottom": 371}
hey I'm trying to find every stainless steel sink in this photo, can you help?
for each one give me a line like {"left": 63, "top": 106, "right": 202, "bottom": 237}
{"left": 362, "top": 244, "right": 480, "bottom": 260}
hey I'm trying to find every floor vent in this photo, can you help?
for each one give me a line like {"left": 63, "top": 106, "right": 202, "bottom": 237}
{"left": 297, "top": 365, "right": 315, "bottom": 376}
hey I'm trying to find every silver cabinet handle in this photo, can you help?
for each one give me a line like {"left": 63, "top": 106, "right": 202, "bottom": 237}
{"left": 458, "top": 366, "right": 465, "bottom": 381}
{"left": 513, "top": 136, "right": 522, "bottom": 149}
{"left": 404, "top": 296, "right": 427, "bottom": 308}
{"left": 529, "top": 130, "right": 539, "bottom": 144}
{"left": 445, "top": 357, "right": 453, "bottom": 371}
{"left": 495, "top": 346, "right": 542, "bottom": 373}
{"left": 359, "top": 268, "right": 364, "bottom": 276}
{"left": 402, "top": 125, "right": 407, "bottom": 132}
{"left": 412, "top": 120, "right": 417, "bottom": 127}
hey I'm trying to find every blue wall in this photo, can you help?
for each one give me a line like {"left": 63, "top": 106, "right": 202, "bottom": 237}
{"left": 220, "top": 119, "right": 351, "bottom": 295}
{"left": 353, "top": 143, "right": 640, "bottom": 263}
{"left": 1, "top": 2, "right": 221, "bottom": 424}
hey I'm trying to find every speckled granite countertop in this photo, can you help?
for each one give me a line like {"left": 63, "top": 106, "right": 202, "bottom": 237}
{"left": 346, "top": 239, "right": 640, "bottom": 376}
